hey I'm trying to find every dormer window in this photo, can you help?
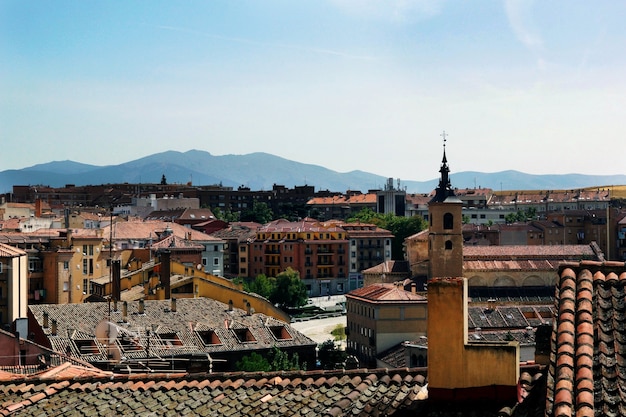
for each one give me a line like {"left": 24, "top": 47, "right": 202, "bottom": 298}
{"left": 73, "top": 339, "right": 99, "bottom": 355}
{"left": 233, "top": 328, "right": 256, "bottom": 343}
{"left": 269, "top": 326, "right": 292, "bottom": 341}
{"left": 159, "top": 332, "right": 183, "bottom": 347}
{"left": 117, "top": 335, "right": 143, "bottom": 352}
{"left": 197, "top": 330, "right": 222, "bottom": 346}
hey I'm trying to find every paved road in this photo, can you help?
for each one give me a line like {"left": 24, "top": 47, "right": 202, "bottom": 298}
{"left": 291, "top": 315, "right": 347, "bottom": 346}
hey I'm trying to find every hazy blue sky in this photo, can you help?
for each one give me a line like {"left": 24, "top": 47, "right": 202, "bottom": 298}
{"left": 2, "top": 1, "right": 625, "bottom": 181}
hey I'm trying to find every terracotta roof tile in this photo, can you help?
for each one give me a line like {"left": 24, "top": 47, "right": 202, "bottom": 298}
{"left": 546, "top": 261, "right": 626, "bottom": 417}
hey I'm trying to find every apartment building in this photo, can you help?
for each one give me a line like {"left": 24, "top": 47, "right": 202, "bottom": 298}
{"left": 245, "top": 219, "right": 393, "bottom": 296}
{"left": 248, "top": 219, "right": 349, "bottom": 296}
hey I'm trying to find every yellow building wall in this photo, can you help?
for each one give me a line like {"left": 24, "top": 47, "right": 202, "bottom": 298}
{"left": 428, "top": 277, "right": 519, "bottom": 390}
{"left": 147, "top": 261, "right": 291, "bottom": 323}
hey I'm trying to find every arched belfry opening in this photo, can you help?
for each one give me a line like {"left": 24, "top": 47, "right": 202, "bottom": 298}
{"left": 443, "top": 212, "right": 454, "bottom": 230}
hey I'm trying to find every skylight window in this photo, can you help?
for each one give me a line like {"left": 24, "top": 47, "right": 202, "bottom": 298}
{"left": 197, "top": 330, "right": 222, "bottom": 346}
{"left": 233, "top": 328, "right": 256, "bottom": 343}
{"left": 269, "top": 326, "right": 292, "bottom": 341}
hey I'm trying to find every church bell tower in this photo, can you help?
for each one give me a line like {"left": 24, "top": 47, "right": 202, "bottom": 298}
{"left": 428, "top": 132, "right": 463, "bottom": 279}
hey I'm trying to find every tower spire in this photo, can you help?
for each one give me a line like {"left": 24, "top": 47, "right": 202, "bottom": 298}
{"left": 431, "top": 131, "right": 456, "bottom": 203}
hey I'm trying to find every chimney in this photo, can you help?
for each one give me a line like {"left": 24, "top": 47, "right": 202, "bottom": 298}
{"left": 43, "top": 312, "right": 49, "bottom": 328}
{"left": 112, "top": 260, "right": 121, "bottom": 302}
{"left": 228, "top": 300, "right": 233, "bottom": 312}
{"left": 138, "top": 299, "right": 145, "bottom": 314}
{"left": 246, "top": 302, "right": 252, "bottom": 316}
{"left": 160, "top": 250, "right": 171, "bottom": 299}
{"left": 171, "top": 298, "right": 177, "bottom": 313}
{"left": 411, "top": 283, "right": 417, "bottom": 293}
{"left": 122, "top": 301, "right": 128, "bottom": 322}
{"left": 113, "top": 299, "right": 118, "bottom": 312}
{"left": 35, "top": 199, "right": 42, "bottom": 218}
{"left": 51, "top": 319, "right": 57, "bottom": 336}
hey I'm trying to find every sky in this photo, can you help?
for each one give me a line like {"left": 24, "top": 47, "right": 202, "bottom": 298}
{"left": 2, "top": 1, "right": 625, "bottom": 182}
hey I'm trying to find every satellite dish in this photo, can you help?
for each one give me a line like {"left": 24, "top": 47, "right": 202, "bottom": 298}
{"left": 95, "top": 320, "right": 119, "bottom": 344}
{"left": 197, "top": 264, "right": 202, "bottom": 270}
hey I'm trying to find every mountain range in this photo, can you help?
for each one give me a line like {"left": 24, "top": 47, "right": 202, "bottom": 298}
{"left": 1, "top": 150, "right": 624, "bottom": 195}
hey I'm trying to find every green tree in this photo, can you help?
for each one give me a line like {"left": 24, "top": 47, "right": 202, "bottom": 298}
{"left": 236, "top": 346, "right": 302, "bottom": 372}
{"left": 270, "top": 346, "right": 302, "bottom": 371}
{"left": 236, "top": 352, "right": 271, "bottom": 372}
{"left": 505, "top": 212, "right": 518, "bottom": 224}
{"left": 160, "top": 174, "right": 167, "bottom": 185}
{"left": 212, "top": 206, "right": 240, "bottom": 222}
{"left": 317, "top": 339, "right": 347, "bottom": 370}
{"left": 347, "top": 209, "right": 427, "bottom": 260}
{"left": 243, "top": 274, "right": 275, "bottom": 300}
{"left": 270, "top": 267, "right": 308, "bottom": 309}
{"left": 241, "top": 201, "right": 274, "bottom": 224}
{"left": 347, "top": 207, "right": 381, "bottom": 224}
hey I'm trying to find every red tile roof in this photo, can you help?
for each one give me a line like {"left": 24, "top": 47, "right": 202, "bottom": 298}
{"left": 348, "top": 283, "right": 426, "bottom": 302}
{"left": 0, "top": 367, "right": 427, "bottom": 416}
{"left": 545, "top": 261, "right": 626, "bottom": 416}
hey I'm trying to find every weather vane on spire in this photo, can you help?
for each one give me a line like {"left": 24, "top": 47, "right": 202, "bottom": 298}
{"left": 440, "top": 130, "right": 448, "bottom": 148}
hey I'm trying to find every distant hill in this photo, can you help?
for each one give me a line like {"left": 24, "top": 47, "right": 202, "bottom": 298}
{"left": 1, "top": 150, "right": 625, "bottom": 194}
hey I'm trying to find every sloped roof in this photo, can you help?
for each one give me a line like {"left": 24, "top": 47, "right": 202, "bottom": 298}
{"left": 463, "top": 244, "right": 598, "bottom": 259}
{"left": 545, "top": 260, "right": 626, "bottom": 417}
{"left": 29, "top": 298, "right": 315, "bottom": 362}
{"left": 348, "top": 283, "right": 426, "bottom": 302}
{"left": 0, "top": 242, "right": 26, "bottom": 257}
{"left": 362, "top": 260, "right": 410, "bottom": 275}
{"left": 101, "top": 220, "right": 223, "bottom": 242}
{"left": 0, "top": 367, "right": 427, "bottom": 417}
{"left": 306, "top": 193, "right": 377, "bottom": 206}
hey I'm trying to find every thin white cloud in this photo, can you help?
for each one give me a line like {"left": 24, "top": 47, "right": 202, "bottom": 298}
{"left": 504, "top": 0, "right": 543, "bottom": 51}
{"left": 154, "top": 25, "right": 378, "bottom": 60}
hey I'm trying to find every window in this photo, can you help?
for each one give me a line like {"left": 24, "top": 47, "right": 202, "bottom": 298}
{"left": 83, "top": 259, "right": 88, "bottom": 275}
{"left": 202, "top": 258, "right": 207, "bottom": 266}
{"left": 159, "top": 332, "right": 183, "bottom": 346}
{"left": 197, "top": 330, "right": 222, "bottom": 345}
{"left": 214, "top": 245, "right": 218, "bottom": 252}
{"left": 0, "top": 262, "right": 2, "bottom": 273}
{"left": 269, "top": 326, "right": 292, "bottom": 340}
{"left": 63, "top": 282, "right": 69, "bottom": 292}
{"left": 445, "top": 240, "right": 453, "bottom": 250}
{"left": 82, "top": 278, "right": 89, "bottom": 294}
{"left": 63, "top": 261, "right": 69, "bottom": 270}
{"left": 74, "top": 339, "right": 98, "bottom": 355}
{"left": 240, "top": 246, "right": 246, "bottom": 252}
{"left": 233, "top": 328, "right": 256, "bottom": 343}
{"left": 117, "top": 335, "right": 142, "bottom": 352}
{"left": 443, "top": 213, "right": 454, "bottom": 229}
{"left": 213, "top": 257, "right": 219, "bottom": 266}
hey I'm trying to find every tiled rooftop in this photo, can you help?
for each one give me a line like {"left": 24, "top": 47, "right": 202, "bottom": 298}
{"left": 101, "top": 220, "right": 223, "bottom": 242}
{"left": 362, "top": 260, "right": 410, "bottom": 275}
{"left": 545, "top": 260, "right": 626, "bottom": 417}
{"left": 0, "top": 243, "right": 26, "bottom": 257}
{"left": 347, "top": 283, "right": 426, "bottom": 302}
{"left": 463, "top": 244, "right": 599, "bottom": 259}
{"left": 0, "top": 367, "right": 427, "bottom": 417}
{"left": 28, "top": 298, "right": 315, "bottom": 370}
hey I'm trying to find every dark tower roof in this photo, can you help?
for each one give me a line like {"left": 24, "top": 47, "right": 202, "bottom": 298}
{"left": 430, "top": 137, "right": 460, "bottom": 203}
